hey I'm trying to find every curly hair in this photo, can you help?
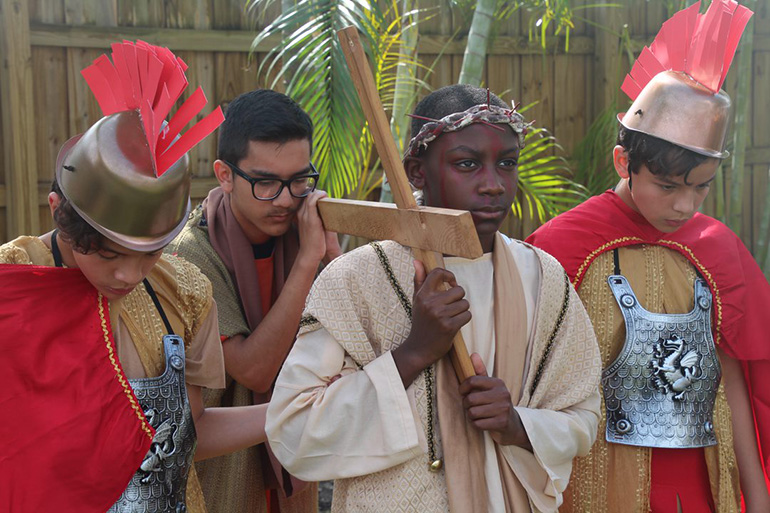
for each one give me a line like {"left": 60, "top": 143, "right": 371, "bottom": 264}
{"left": 617, "top": 126, "right": 712, "bottom": 185}
{"left": 50, "top": 180, "right": 106, "bottom": 253}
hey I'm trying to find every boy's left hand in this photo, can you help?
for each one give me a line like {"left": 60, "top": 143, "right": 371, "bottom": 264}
{"left": 459, "top": 354, "right": 532, "bottom": 451}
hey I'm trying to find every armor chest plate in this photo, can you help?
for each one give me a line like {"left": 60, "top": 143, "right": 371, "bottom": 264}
{"left": 602, "top": 275, "right": 721, "bottom": 448}
{"left": 109, "top": 335, "right": 196, "bottom": 513}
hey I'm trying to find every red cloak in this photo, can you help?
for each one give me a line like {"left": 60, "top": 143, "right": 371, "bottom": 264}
{"left": 0, "top": 265, "right": 153, "bottom": 512}
{"left": 526, "top": 190, "right": 770, "bottom": 479}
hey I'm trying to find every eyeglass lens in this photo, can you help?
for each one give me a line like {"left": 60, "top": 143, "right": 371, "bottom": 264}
{"left": 253, "top": 175, "right": 318, "bottom": 200}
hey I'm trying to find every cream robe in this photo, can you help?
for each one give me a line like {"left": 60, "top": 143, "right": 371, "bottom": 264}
{"left": 267, "top": 235, "right": 601, "bottom": 512}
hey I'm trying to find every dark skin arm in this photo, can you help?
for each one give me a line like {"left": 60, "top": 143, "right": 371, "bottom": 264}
{"left": 459, "top": 354, "right": 532, "bottom": 450}
{"left": 391, "top": 262, "right": 531, "bottom": 450}
{"left": 391, "top": 260, "right": 471, "bottom": 388}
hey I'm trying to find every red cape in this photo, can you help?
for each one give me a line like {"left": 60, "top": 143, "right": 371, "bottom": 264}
{"left": 527, "top": 190, "right": 770, "bottom": 477}
{"left": 0, "top": 265, "right": 154, "bottom": 512}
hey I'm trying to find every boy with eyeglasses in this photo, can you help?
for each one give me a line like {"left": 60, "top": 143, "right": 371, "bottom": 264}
{"left": 167, "top": 89, "right": 340, "bottom": 513}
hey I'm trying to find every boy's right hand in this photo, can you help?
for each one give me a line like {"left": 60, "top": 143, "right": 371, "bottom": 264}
{"left": 392, "top": 260, "right": 471, "bottom": 387}
{"left": 296, "top": 190, "right": 336, "bottom": 269}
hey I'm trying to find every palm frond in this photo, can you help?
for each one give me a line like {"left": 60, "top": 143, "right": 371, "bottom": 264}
{"left": 513, "top": 127, "right": 588, "bottom": 222}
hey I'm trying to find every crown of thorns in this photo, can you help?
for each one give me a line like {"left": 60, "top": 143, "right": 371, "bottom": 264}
{"left": 406, "top": 102, "right": 532, "bottom": 157}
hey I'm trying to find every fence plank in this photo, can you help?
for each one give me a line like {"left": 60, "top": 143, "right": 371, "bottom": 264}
{"left": 0, "top": 0, "right": 40, "bottom": 237}
{"left": 553, "top": 54, "right": 587, "bottom": 153}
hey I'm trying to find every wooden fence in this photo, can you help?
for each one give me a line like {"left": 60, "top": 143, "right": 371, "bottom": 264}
{"left": 1, "top": 0, "right": 768, "bottom": 255}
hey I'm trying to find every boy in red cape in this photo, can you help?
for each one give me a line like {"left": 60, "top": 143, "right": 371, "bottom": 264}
{"left": 0, "top": 41, "right": 269, "bottom": 512}
{"left": 527, "top": 1, "right": 770, "bottom": 511}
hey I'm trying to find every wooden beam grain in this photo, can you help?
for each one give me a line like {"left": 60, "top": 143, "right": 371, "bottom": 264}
{"left": 1, "top": 0, "right": 40, "bottom": 237}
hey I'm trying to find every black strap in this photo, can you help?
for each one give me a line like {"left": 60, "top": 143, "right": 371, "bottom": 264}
{"left": 51, "top": 229, "right": 64, "bottom": 268}
{"left": 143, "top": 278, "right": 175, "bottom": 336}
{"left": 613, "top": 248, "right": 621, "bottom": 276}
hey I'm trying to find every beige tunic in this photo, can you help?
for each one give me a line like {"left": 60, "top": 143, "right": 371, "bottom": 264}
{"left": 267, "top": 235, "right": 602, "bottom": 512}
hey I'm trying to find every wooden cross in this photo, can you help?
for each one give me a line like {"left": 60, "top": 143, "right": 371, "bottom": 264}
{"left": 316, "top": 26, "right": 481, "bottom": 382}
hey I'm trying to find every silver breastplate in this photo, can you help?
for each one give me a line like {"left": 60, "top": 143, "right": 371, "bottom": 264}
{"left": 602, "top": 275, "right": 720, "bottom": 448}
{"left": 109, "top": 335, "right": 197, "bottom": 513}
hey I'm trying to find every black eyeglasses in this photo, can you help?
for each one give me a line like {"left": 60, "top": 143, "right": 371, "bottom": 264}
{"left": 224, "top": 160, "right": 319, "bottom": 201}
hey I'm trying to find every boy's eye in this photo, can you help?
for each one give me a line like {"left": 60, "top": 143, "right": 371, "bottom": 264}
{"left": 659, "top": 184, "right": 676, "bottom": 191}
{"left": 499, "top": 159, "right": 518, "bottom": 169}
{"left": 455, "top": 160, "right": 477, "bottom": 169}
{"left": 697, "top": 183, "right": 712, "bottom": 190}
{"left": 98, "top": 252, "right": 119, "bottom": 260}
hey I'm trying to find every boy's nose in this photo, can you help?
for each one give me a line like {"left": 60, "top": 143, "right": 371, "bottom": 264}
{"left": 478, "top": 167, "right": 505, "bottom": 195}
{"left": 115, "top": 262, "right": 143, "bottom": 286}
{"left": 673, "top": 190, "right": 696, "bottom": 215}
{"left": 272, "top": 185, "right": 294, "bottom": 207}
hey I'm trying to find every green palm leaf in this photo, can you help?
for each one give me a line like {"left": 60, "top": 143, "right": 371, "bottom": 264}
{"left": 514, "top": 127, "right": 588, "bottom": 222}
{"left": 248, "top": 0, "right": 426, "bottom": 199}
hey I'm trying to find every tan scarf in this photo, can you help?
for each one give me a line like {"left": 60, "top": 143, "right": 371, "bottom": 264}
{"left": 202, "top": 186, "right": 304, "bottom": 497}
{"left": 438, "top": 232, "right": 532, "bottom": 512}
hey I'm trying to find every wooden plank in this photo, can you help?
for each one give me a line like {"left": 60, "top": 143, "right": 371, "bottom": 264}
{"left": 65, "top": 0, "right": 115, "bottom": 25}
{"left": 0, "top": 0, "right": 41, "bottom": 237}
{"left": 32, "top": 47, "right": 70, "bottom": 185}
{"left": 212, "top": 0, "right": 248, "bottom": 29}
{"left": 338, "top": 26, "right": 479, "bottom": 381}
{"left": 553, "top": 54, "right": 587, "bottom": 153}
{"left": 215, "top": 52, "right": 259, "bottom": 108}
{"left": 117, "top": 0, "right": 164, "bottom": 26}
{"left": 29, "top": 0, "right": 64, "bottom": 23}
{"left": 487, "top": 54, "right": 522, "bottom": 106}
{"left": 27, "top": 23, "right": 611, "bottom": 55}
{"left": 520, "top": 54, "right": 554, "bottom": 133}
{"left": 590, "top": 6, "right": 626, "bottom": 113}
{"left": 30, "top": 1, "right": 67, "bottom": 197}
{"left": 64, "top": 0, "right": 115, "bottom": 138}
{"left": 65, "top": 47, "right": 105, "bottom": 135}
{"left": 318, "top": 198, "right": 484, "bottom": 259}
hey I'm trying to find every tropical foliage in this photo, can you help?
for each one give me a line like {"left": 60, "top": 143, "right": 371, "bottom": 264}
{"left": 247, "top": 0, "right": 425, "bottom": 199}
{"left": 515, "top": 126, "right": 588, "bottom": 221}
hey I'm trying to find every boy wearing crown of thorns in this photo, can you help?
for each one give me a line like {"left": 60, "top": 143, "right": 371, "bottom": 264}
{"left": 265, "top": 84, "right": 603, "bottom": 512}
{"left": 527, "top": 1, "right": 770, "bottom": 511}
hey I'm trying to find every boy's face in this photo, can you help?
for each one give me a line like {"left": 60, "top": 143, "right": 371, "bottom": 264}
{"left": 614, "top": 146, "right": 718, "bottom": 233}
{"left": 72, "top": 239, "right": 163, "bottom": 300}
{"left": 406, "top": 123, "right": 520, "bottom": 253}
{"left": 215, "top": 138, "right": 312, "bottom": 244}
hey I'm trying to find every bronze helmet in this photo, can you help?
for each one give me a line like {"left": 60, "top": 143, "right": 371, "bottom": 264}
{"left": 54, "top": 41, "right": 223, "bottom": 252}
{"left": 618, "top": 71, "right": 732, "bottom": 159}
{"left": 617, "top": 0, "right": 753, "bottom": 160}
{"left": 55, "top": 111, "right": 191, "bottom": 252}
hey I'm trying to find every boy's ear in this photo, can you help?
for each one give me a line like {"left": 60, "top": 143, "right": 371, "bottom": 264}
{"left": 613, "top": 145, "right": 631, "bottom": 180}
{"left": 48, "top": 191, "right": 61, "bottom": 218}
{"left": 213, "top": 159, "right": 235, "bottom": 193}
{"left": 404, "top": 157, "right": 426, "bottom": 189}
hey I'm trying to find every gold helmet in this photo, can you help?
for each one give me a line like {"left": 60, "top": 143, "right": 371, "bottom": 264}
{"left": 618, "top": 0, "right": 753, "bottom": 159}
{"left": 55, "top": 41, "right": 224, "bottom": 251}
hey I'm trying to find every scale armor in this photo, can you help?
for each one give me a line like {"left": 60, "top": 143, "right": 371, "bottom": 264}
{"left": 109, "top": 335, "right": 196, "bottom": 512}
{"left": 602, "top": 275, "right": 721, "bottom": 448}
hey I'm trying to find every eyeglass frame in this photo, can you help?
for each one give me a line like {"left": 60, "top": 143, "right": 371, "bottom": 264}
{"left": 222, "top": 160, "right": 320, "bottom": 201}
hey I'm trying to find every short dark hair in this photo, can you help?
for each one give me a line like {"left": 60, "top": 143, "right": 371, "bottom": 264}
{"left": 410, "top": 85, "right": 508, "bottom": 139}
{"left": 217, "top": 89, "right": 313, "bottom": 164}
{"left": 50, "top": 180, "right": 106, "bottom": 253}
{"left": 616, "top": 126, "right": 712, "bottom": 184}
